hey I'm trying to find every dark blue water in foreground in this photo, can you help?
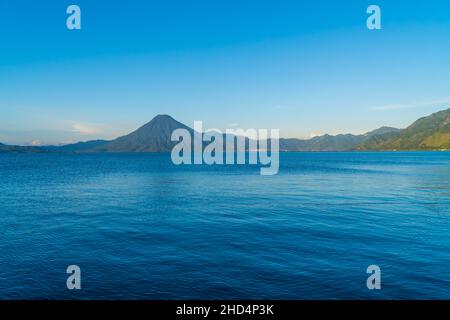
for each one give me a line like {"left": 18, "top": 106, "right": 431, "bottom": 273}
{"left": 0, "top": 152, "right": 449, "bottom": 299}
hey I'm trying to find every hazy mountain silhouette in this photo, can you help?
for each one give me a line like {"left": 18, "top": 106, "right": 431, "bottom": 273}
{"left": 2, "top": 109, "right": 450, "bottom": 152}
{"left": 279, "top": 127, "right": 400, "bottom": 151}
{"left": 0, "top": 143, "right": 43, "bottom": 153}
{"left": 44, "top": 140, "right": 109, "bottom": 152}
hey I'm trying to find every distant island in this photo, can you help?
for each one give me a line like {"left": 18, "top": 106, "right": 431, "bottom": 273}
{"left": 1, "top": 108, "right": 450, "bottom": 153}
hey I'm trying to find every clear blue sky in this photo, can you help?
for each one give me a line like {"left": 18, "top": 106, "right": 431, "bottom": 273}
{"left": 1, "top": 0, "right": 450, "bottom": 145}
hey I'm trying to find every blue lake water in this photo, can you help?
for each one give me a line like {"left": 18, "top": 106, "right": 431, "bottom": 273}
{"left": 0, "top": 152, "right": 449, "bottom": 299}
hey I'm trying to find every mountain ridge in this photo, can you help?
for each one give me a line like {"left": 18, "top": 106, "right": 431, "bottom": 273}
{"left": 359, "top": 108, "right": 450, "bottom": 150}
{"left": 1, "top": 109, "right": 450, "bottom": 152}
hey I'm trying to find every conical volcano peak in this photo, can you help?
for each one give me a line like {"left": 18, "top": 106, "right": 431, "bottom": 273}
{"left": 95, "top": 114, "right": 192, "bottom": 152}
{"left": 150, "top": 114, "right": 176, "bottom": 122}
{"left": 139, "top": 114, "right": 191, "bottom": 132}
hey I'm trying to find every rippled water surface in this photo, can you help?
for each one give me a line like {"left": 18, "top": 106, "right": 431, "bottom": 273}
{"left": 0, "top": 152, "right": 449, "bottom": 299}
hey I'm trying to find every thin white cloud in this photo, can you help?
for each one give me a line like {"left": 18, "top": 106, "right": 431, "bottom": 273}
{"left": 72, "top": 122, "right": 103, "bottom": 135}
{"left": 371, "top": 98, "right": 450, "bottom": 111}
{"left": 309, "top": 131, "right": 323, "bottom": 138}
{"left": 30, "top": 140, "right": 43, "bottom": 146}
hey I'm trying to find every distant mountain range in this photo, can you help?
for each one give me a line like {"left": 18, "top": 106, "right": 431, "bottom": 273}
{"left": 0, "top": 142, "right": 43, "bottom": 153}
{"left": 278, "top": 126, "right": 400, "bottom": 151}
{"left": 1, "top": 109, "right": 450, "bottom": 153}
